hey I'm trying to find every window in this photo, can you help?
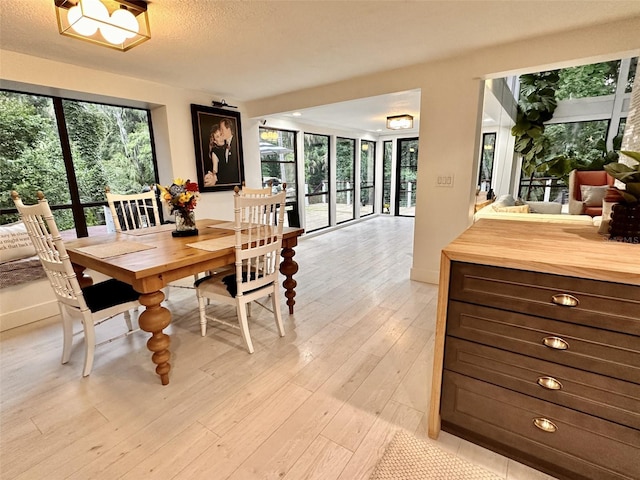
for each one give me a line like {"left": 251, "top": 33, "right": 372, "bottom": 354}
{"left": 360, "top": 140, "right": 376, "bottom": 217}
{"left": 1, "top": 90, "right": 159, "bottom": 237}
{"left": 555, "top": 60, "right": 620, "bottom": 100}
{"left": 259, "top": 127, "right": 299, "bottom": 227}
{"left": 625, "top": 57, "right": 637, "bottom": 93}
{"left": 303, "top": 133, "right": 330, "bottom": 232}
{"left": 396, "top": 138, "right": 418, "bottom": 217}
{"left": 478, "top": 133, "right": 496, "bottom": 192}
{"left": 382, "top": 140, "right": 392, "bottom": 214}
{"left": 519, "top": 120, "right": 610, "bottom": 201}
{"left": 336, "top": 137, "right": 355, "bottom": 224}
{"left": 514, "top": 57, "right": 636, "bottom": 203}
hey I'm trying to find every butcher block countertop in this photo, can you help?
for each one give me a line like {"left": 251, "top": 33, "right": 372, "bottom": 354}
{"left": 441, "top": 219, "right": 640, "bottom": 286}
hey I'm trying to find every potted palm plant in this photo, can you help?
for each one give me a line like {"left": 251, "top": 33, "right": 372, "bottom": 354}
{"left": 604, "top": 150, "right": 640, "bottom": 243}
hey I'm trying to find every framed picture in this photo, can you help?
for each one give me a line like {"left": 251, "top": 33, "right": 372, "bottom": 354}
{"left": 191, "top": 104, "right": 245, "bottom": 192}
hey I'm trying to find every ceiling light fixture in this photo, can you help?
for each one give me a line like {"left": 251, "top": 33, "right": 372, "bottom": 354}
{"left": 54, "top": 0, "right": 150, "bottom": 52}
{"left": 260, "top": 130, "right": 279, "bottom": 142}
{"left": 386, "top": 114, "right": 413, "bottom": 130}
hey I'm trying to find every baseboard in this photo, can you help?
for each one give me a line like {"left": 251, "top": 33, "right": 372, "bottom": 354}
{"left": 0, "top": 269, "right": 111, "bottom": 332}
{"left": 1, "top": 299, "right": 58, "bottom": 332}
{"left": 409, "top": 266, "right": 439, "bottom": 285}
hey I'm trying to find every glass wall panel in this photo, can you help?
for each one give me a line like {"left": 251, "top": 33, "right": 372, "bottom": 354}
{"left": 304, "top": 133, "right": 330, "bottom": 232}
{"left": 63, "top": 101, "right": 155, "bottom": 203}
{"left": 519, "top": 120, "right": 609, "bottom": 201}
{"left": 382, "top": 141, "right": 392, "bottom": 214}
{"left": 0, "top": 92, "right": 67, "bottom": 224}
{"left": 478, "top": 133, "right": 496, "bottom": 192}
{"left": 396, "top": 138, "right": 418, "bottom": 217}
{"left": 360, "top": 140, "right": 375, "bottom": 217}
{"left": 555, "top": 60, "right": 620, "bottom": 100}
{"left": 259, "top": 127, "right": 299, "bottom": 227}
{"left": 0, "top": 90, "right": 159, "bottom": 236}
{"left": 626, "top": 57, "right": 637, "bottom": 93}
{"left": 336, "top": 137, "right": 355, "bottom": 224}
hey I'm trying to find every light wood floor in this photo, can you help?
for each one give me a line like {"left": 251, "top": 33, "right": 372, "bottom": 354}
{"left": 0, "top": 216, "right": 555, "bottom": 480}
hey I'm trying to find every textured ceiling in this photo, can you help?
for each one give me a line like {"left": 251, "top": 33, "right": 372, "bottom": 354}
{"left": 2, "top": 1, "right": 640, "bottom": 132}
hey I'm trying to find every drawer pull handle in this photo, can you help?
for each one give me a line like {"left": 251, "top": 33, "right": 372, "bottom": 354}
{"left": 542, "top": 336, "right": 569, "bottom": 350}
{"left": 551, "top": 294, "right": 579, "bottom": 307}
{"left": 537, "top": 376, "right": 562, "bottom": 390}
{"left": 533, "top": 417, "right": 558, "bottom": 433}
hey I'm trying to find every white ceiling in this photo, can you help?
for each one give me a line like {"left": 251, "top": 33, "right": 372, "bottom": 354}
{"left": 267, "top": 90, "right": 423, "bottom": 135}
{"left": 2, "top": 1, "right": 640, "bottom": 133}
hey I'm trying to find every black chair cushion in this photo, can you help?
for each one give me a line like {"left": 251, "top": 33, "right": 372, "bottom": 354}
{"left": 194, "top": 273, "right": 263, "bottom": 298}
{"left": 82, "top": 279, "right": 139, "bottom": 313}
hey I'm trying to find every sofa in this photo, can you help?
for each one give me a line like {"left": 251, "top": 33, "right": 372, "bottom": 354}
{"left": 474, "top": 195, "right": 597, "bottom": 226}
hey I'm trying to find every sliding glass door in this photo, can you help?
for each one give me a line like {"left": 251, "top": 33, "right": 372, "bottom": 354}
{"left": 336, "top": 137, "right": 355, "bottom": 224}
{"left": 304, "top": 133, "right": 330, "bottom": 232}
{"left": 360, "top": 140, "right": 375, "bottom": 217}
{"left": 395, "top": 138, "right": 418, "bottom": 217}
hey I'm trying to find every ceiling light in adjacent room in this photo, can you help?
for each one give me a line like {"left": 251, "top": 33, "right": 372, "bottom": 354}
{"left": 386, "top": 114, "right": 413, "bottom": 130}
{"left": 54, "top": 0, "right": 150, "bottom": 52}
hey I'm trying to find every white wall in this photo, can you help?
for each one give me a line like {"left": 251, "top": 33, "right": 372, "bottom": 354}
{"left": 246, "top": 16, "right": 640, "bottom": 283}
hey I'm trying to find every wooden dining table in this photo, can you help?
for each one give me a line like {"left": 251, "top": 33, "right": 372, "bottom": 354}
{"left": 65, "top": 219, "right": 304, "bottom": 385}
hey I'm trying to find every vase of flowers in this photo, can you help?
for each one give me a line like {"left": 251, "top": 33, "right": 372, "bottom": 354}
{"left": 158, "top": 178, "right": 200, "bottom": 237}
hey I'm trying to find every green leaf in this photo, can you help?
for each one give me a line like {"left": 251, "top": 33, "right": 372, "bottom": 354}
{"left": 527, "top": 126, "right": 544, "bottom": 138}
{"left": 604, "top": 163, "right": 640, "bottom": 183}
{"left": 619, "top": 190, "right": 639, "bottom": 203}
{"left": 625, "top": 183, "right": 640, "bottom": 198}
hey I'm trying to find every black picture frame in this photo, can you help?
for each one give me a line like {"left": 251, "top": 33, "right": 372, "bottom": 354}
{"left": 191, "top": 104, "right": 245, "bottom": 192}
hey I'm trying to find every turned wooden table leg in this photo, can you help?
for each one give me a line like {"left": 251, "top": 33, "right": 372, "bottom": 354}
{"left": 137, "top": 290, "right": 171, "bottom": 385}
{"left": 72, "top": 264, "right": 93, "bottom": 288}
{"left": 280, "top": 245, "right": 299, "bottom": 314}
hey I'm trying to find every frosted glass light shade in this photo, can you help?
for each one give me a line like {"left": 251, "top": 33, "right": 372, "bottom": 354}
{"left": 386, "top": 114, "right": 414, "bottom": 130}
{"left": 67, "top": 5, "right": 98, "bottom": 36}
{"left": 55, "top": 0, "right": 150, "bottom": 52}
{"left": 110, "top": 9, "right": 139, "bottom": 37}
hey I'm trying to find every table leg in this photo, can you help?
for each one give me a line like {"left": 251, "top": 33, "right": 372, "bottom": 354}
{"left": 137, "top": 290, "right": 172, "bottom": 385}
{"left": 72, "top": 264, "right": 93, "bottom": 288}
{"left": 280, "top": 245, "right": 299, "bottom": 314}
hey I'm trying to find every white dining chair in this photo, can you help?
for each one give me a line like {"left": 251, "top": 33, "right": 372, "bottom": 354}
{"left": 240, "top": 181, "right": 273, "bottom": 198}
{"left": 194, "top": 189, "right": 287, "bottom": 353}
{"left": 105, "top": 186, "right": 162, "bottom": 232}
{"left": 11, "top": 190, "right": 140, "bottom": 377}
{"left": 105, "top": 186, "right": 203, "bottom": 299}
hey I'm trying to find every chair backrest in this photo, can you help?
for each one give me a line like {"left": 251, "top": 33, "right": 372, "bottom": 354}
{"left": 568, "top": 169, "right": 616, "bottom": 216}
{"left": 570, "top": 170, "right": 615, "bottom": 201}
{"left": 105, "top": 187, "right": 161, "bottom": 232}
{"left": 10, "top": 191, "right": 89, "bottom": 312}
{"left": 232, "top": 189, "right": 286, "bottom": 297}
{"left": 241, "top": 185, "right": 272, "bottom": 198}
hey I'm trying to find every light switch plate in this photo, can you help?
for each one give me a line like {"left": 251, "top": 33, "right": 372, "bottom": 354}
{"left": 435, "top": 174, "right": 454, "bottom": 187}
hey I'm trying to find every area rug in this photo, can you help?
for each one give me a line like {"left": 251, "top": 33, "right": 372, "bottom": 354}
{"left": 369, "top": 431, "right": 503, "bottom": 480}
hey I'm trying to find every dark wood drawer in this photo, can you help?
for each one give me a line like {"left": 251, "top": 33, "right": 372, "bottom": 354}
{"left": 444, "top": 337, "right": 640, "bottom": 429}
{"left": 441, "top": 371, "right": 640, "bottom": 480}
{"left": 449, "top": 262, "right": 640, "bottom": 335}
{"left": 447, "top": 300, "right": 640, "bottom": 383}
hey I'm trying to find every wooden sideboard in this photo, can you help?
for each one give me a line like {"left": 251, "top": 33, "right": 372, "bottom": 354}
{"left": 428, "top": 219, "right": 640, "bottom": 480}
